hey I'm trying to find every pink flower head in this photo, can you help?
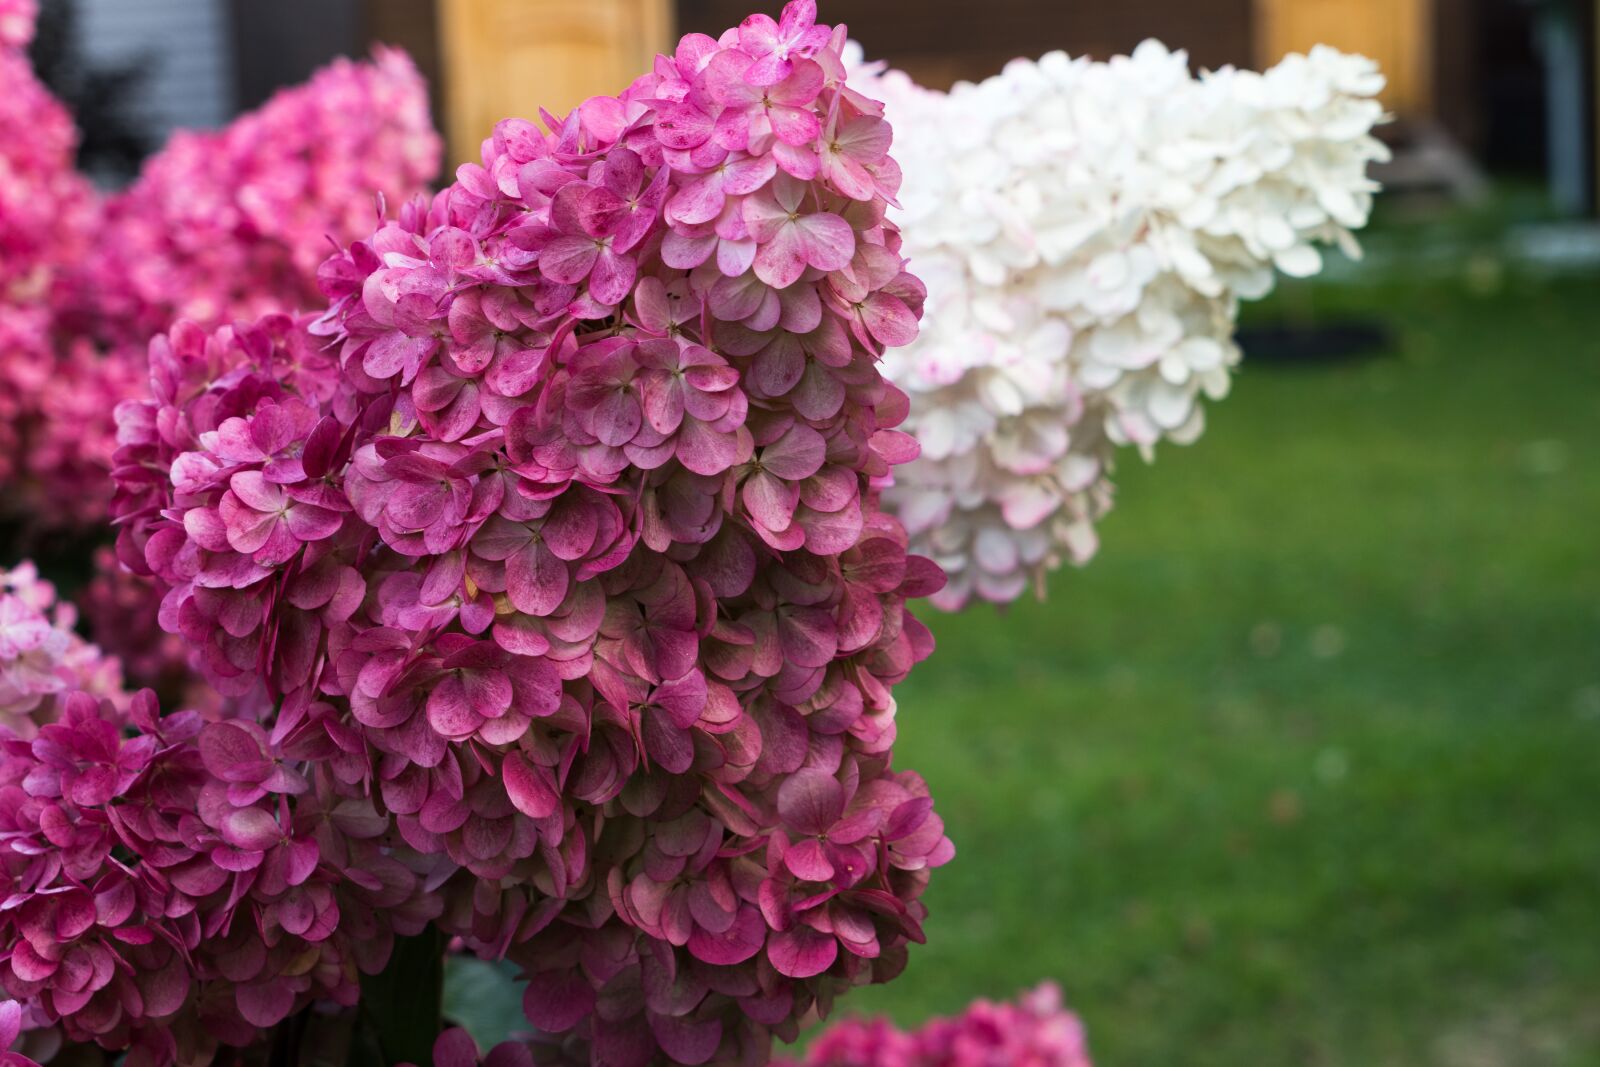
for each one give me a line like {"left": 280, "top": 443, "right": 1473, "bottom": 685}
{"left": 106, "top": 3, "right": 953, "bottom": 1063}
{"left": 0, "top": 563, "right": 125, "bottom": 738}
{"left": 779, "top": 984, "right": 1095, "bottom": 1067}
{"left": 0, "top": 47, "right": 439, "bottom": 535}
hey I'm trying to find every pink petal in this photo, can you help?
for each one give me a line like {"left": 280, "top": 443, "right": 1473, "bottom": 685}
{"left": 540, "top": 236, "right": 601, "bottom": 285}
{"left": 766, "top": 924, "right": 838, "bottom": 979}
{"left": 862, "top": 291, "right": 919, "bottom": 348}
{"left": 433, "top": 1029, "right": 481, "bottom": 1067}
{"left": 687, "top": 905, "right": 765, "bottom": 966}
{"left": 237, "top": 981, "right": 295, "bottom": 1027}
{"left": 777, "top": 768, "right": 845, "bottom": 834}
{"left": 506, "top": 542, "right": 569, "bottom": 617}
{"left": 783, "top": 837, "right": 834, "bottom": 881}
{"left": 523, "top": 969, "right": 596, "bottom": 1033}
{"left": 503, "top": 750, "right": 559, "bottom": 819}
{"left": 648, "top": 1012, "right": 722, "bottom": 1066}
{"left": 588, "top": 249, "right": 637, "bottom": 307}
{"left": 752, "top": 225, "right": 807, "bottom": 289}
{"left": 742, "top": 471, "right": 797, "bottom": 532}
{"left": 795, "top": 212, "right": 855, "bottom": 272}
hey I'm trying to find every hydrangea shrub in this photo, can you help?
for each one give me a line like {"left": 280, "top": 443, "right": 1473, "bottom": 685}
{"left": 852, "top": 42, "right": 1387, "bottom": 608}
{"left": 66, "top": 48, "right": 442, "bottom": 347}
{"left": 0, "top": 15, "right": 440, "bottom": 531}
{"left": 0, "top": 562, "right": 124, "bottom": 738}
{"left": 0, "top": 3, "right": 958, "bottom": 1064}
{"left": 0, "top": 1, "right": 99, "bottom": 516}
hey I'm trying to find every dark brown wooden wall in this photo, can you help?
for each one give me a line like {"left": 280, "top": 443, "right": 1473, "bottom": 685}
{"left": 676, "top": 0, "right": 1256, "bottom": 89}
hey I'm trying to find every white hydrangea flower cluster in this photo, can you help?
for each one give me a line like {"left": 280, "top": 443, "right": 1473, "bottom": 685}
{"left": 852, "top": 41, "right": 1388, "bottom": 609}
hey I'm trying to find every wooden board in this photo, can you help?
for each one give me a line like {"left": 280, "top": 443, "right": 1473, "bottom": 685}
{"left": 437, "top": 0, "right": 673, "bottom": 166}
{"left": 1254, "top": 0, "right": 1432, "bottom": 115}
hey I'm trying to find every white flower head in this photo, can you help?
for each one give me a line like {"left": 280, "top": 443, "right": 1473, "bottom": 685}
{"left": 853, "top": 42, "right": 1388, "bottom": 609}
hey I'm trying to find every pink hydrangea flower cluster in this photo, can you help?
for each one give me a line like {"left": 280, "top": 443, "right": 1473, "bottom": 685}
{"left": 778, "top": 984, "right": 1092, "bottom": 1067}
{"left": 0, "top": 40, "right": 440, "bottom": 531}
{"left": 0, "top": 562, "right": 124, "bottom": 738}
{"left": 0, "top": 681, "right": 441, "bottom": 1064}
{"left": 96, "top": 4, "right": 950, "bottom": 1063}
{"left": 79, "top": 547, "right": 228, "bottom": 713}
{"left": 0, "top": 1, "right": 98, "bottom": 503}
{"left": 72, "top": 48, "right": 442, "bottom": 346}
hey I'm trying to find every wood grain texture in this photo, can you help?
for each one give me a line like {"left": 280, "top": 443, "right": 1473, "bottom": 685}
{"left": 437, "top": 0, "right": 673, "bottom": 165}
{"left": 1254, "top": 0, "right": 1433, "bottom": 115}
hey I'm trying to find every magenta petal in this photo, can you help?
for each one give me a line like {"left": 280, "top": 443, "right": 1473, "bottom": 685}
{"left": 648, "top": 1012, "right": 722, "bottom": 1066}
{"left": 588, "top": 249, "right": 637, "bottom": 306}
{"left": 503, "top": 750, "right": 560, "bottom": 819}
{"left": 768, "top": 104, "right": 820, "bottom": 146}
{"left": 506, "top": 542, "right": 569, "bottom": 616}
{"left": 676, "top": 418, "right": 741, "bottom": 477}
{"left": 237, "top": 981, "right": 295, "bottom": 1027}
{"left": 285, "top": 504, "right": 343, "bottom": 542}
{"left": 433, "top": 1029, "right": 481, "bottom": 1067}
{"left": 752, "top": 225, "right": 806, "bottom": 289}
{"left": 523, "top": 969, "right": 597, "bottom": 1033}
{"left": 0, "top": 1000, "right": 19, "bottom": 1048}
{"left": 766, "top": 924, "right": 838, "bottom": 979}
{"left": 796, "top": 212, "right": 855, "bottom": 272}
{"left": 427, "top": 674, "right": 486, "bottom": 738}
{"left": 654, "top": 102, "right": 714, "bottom": 150}
{"left": 862, "top": 291, "right": 919, "bottom": 347}
{"left": 229, "top": 470, "right": 284, "bottom": 512}
{"left": 540, "top": 235, "right": 601, "bottom": 285}
{"left": 687, "top": 905, "right": 765, "bottom": 966}
{"left": 761, "top": 425, "right": 826, "bottom": 480}
{"left": 222, "top": 807, "right": 283, "bottom": 851}
{"left": 777, "top": 768, "right": 846, "bottom": 834}
{"left": 782, "top": 837, "right": 834, "bottom": 882}
{"left": 742, "top": 471, "right": 797, "bottom": 532}
{"left": 642, "top": 713, "right": 695, "bottom": 775}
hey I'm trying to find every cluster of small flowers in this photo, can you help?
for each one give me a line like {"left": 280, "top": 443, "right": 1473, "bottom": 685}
{"left": 80, "top": 547, "right": 228, "bottom": 713}
{"left": 851, "top": 41, "right": 1386, "bottom": 608}
{"left": 0, "top": 32, "right": 440, "bottom": 530}
{"left": 0, "top": 0, "right": 98, "bottom": 499}
{"left": 94, "top": 4, "right": 951, "bottom": 1064}
{"left": 777, "top": 984, "right": 1091, "bottom": 1067}
{"left": 0, "top": 562, "right": 124, "bottom": 738}
{"left": 0, "top": 562, "right": 378, "bottom": 1066}
{"left": 0, "top": 678, "right": 441, "bottom": 1064}
{"left": 73, "top": 48, "right": 442, "bottom": 346}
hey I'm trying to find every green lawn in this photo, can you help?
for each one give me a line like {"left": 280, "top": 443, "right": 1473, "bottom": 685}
{"left": 837, "top": 243, "right": 1600, "bottom": 1064}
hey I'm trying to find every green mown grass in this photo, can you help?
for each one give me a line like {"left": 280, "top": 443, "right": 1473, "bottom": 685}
{"left": 836, "top": 242, "right": 1600, "bottom": 1064}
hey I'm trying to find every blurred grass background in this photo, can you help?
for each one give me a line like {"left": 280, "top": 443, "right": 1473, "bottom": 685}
{"left": 834, "top": 199, "right": 1600, "bottom": 1066}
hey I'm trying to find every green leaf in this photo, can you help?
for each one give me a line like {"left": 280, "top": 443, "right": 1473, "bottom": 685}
{"left": 443, "top": 955, "right": 525, "bottom": 1049}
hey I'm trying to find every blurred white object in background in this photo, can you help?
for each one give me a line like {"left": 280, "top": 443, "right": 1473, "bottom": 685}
{"left": 851, "top": 41, "right": 1389, "bottom": 609}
